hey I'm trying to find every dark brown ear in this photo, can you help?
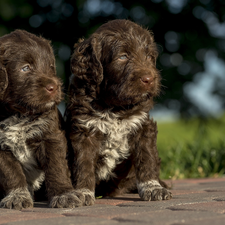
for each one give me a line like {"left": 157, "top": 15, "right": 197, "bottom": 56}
{"left": 0, "top": 60, "right": 8, "bottom": 101}
{"left": 70, "top": 35, "right": 103, "bottom": 98}
{"left": 0, "top": 33, "right": 10, "bottom": 101}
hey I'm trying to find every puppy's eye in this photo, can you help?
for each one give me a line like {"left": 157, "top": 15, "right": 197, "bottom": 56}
{"left": 21, "top": 65, "right": 31, "bottom": 72}
{"left": 119, "top": 55, "right": 128, "bottom": 60}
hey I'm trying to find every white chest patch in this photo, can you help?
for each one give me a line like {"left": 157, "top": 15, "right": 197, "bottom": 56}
{"left": 78, "top": 111, "right": 147, "bottom": 180}
{"left": 0, "top": 115, "right": 50, "bottom": 192}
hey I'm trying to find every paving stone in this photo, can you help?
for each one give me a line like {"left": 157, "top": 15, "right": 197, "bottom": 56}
{"left": 176, "top": 216, "right": 225, "bottom": 225}
{"left": 95, "top": 195, "right": 139, "bottom": 206}
{"left": 20, "top": 202, "right": 116, "bottom": 214}
{"left": 112, "top": 209, "right": 223, "bottom": 225}
{"left": 213, "top": 197, "right": 225, "bottom": 201}
{"left": 167, "top": 201, "right": 225, "bottom": 214}
{"left": 170, "top": 190, "right": 206, "bottom": 196}
{"left": 204, "top": 189, "right": 225, "bottom": 192}
{"left": 117, "top": 199, "right": 190, "bottom": 209}
{"left": 20, "top": 202, "right": 71, "bottom": 214}
{"left": 117, "top": 193, "right": 217, "bottom": 209}
{"left": 0, "top": 212, "right": 64, "bottom": 224}
{"left": 1, "top": 178, "right": 225, "bottom": 225}
{"left": 1, "top": 216, "right": 118, "bottom": 225}
{"left": 171, "top": 180, "right": 225, "bottom": 192}
{"left": 0, "top": 209, "right": 23, "bottom": 215}
{"left": 172, "top": 191, "right": 225, "bottom": 201}
{"left": 62, "top": 206, "right": 149, "bottom": 219}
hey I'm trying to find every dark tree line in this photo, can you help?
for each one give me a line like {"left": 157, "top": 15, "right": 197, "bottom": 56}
{"left": 0, "top": 0, "right": 225, "bottom": 117}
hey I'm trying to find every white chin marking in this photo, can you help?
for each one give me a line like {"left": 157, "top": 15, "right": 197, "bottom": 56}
{"left": 45, "top": 102, "right": 55, "bottom": 108}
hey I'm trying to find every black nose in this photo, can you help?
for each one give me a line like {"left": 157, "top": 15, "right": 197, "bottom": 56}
{"left": 46, "top": 83, "right": 57, "bottom": 93}
{"left": 140, "top": 75, "right": 154, "bottom": 85}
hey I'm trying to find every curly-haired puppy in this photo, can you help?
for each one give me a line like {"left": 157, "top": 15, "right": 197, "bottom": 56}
{"left": 0, "top": 30, "right": 84, "bottom": 209}
{"left": 65, "top": 19, "right": 172, "bottom": 206}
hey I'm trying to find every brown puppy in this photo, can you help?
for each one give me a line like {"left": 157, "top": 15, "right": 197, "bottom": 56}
{"left": 0, "top": 30, "right": 84, "bottom": 209}
{"left": 65, "top": 19, "right": 172, "bottom": 206}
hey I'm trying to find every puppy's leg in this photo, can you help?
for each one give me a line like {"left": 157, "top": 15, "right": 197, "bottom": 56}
{"left": 42, "top": 132, "right": 87, "bottom": 208}
{"left": 133, "top": 119, "right": 172, "bottom": 201}
{"left": 68, "top": 131, "right": 101, "bottom": 206}
{"left": 95, "top": 158, "right": 136, "bottom": 197}
{"left": 0, "top": 151, "right": 33, "bottom": 210}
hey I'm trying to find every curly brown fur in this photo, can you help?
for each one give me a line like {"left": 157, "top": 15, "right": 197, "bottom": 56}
{"left": 0, "top": 30, "right": 81, "bottom": 209}
{"left": 65, "top": 19, "right": 172, "bottom": 205}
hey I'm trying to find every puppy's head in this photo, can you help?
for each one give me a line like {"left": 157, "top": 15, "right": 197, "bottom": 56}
{"left": 70, "top": 19, "right": 161, "bottom": 107}
{"left": 0, "top": 29, "right": 62, "bottom": 114}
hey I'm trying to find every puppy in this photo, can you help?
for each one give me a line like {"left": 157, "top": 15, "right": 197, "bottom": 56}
{"left": 0, "top": 30, "right": 84, "bottom": 209}
{"left": 65, "top": 19, "right": 172, "bottom": 206}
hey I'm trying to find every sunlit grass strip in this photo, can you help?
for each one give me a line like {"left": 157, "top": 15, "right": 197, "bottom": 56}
{"left": 157, "top": 114, "right": 225, "bottom": 179}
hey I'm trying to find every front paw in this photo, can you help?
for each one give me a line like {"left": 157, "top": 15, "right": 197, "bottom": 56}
{"left": 78, "top": 189, "right": 95, "bottom": 206}
{"left": 0, "top": 188, "right": 33, "bottom": 210}
{"left": 137, "top": 180, "right": 172, "bottom": 201}
{"left": 49, "top": 189, "right": 95, "bottom": 208}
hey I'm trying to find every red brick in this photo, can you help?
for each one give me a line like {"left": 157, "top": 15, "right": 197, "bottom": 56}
{"left": 168, "top": 201, "right": 225, "bottom": 214}
{"left": 0, "top": 212, "right": 64, "bottom": 224}
{"left": 170, "top": 190, "right": 206, "bottom": 195}
{"left": 95, "top": 194, "right": 139, "bottom": 206}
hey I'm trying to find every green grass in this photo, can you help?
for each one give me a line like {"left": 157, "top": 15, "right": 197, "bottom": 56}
{"left": 157, "top": 114, "right": 225, "bottom": 179}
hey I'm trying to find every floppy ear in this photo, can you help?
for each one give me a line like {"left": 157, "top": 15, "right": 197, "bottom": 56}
{"left": 0, "top": 32, "right": 13, "bottom": 101}
{"left": 0, "top": 59, "right": 8, "bottom": 101}
{"left": 70, "top": 35, "right": 103, "bottom": 98}
{"left": 0, "top": 40, "right": 8, "bottom": 100}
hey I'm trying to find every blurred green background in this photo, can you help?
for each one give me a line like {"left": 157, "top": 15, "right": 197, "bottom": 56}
{"left": 0, "top": 0, "right": 224, "bottom": 179}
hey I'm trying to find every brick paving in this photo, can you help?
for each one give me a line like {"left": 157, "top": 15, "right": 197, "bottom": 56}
{"left": 1, "top": 177, "right": 225, "bottom": 225}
